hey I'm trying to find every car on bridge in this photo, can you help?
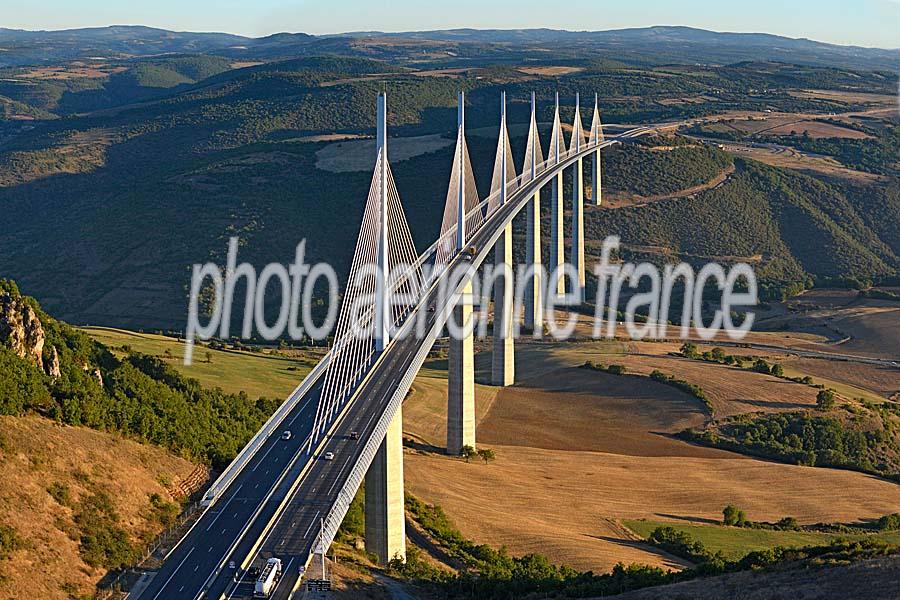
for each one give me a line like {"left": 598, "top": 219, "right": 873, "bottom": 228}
{"left": 323, "top": 451, "right": 335, "bottom": 461}
{"left": 280, "top": 430, "right": 292, "bottom": 441}
{"left": 461, "top": 245, "right": 477, "bottom": 260}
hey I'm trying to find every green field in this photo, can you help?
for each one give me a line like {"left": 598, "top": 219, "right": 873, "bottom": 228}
{"left": 624, "top": 519, "right": 900, "bottom": 560}
{"left": 779, "top": 364, "right": 886, "bottom": 404}
{"left": 82, "top": 327, "right": 315, "bottom": 399}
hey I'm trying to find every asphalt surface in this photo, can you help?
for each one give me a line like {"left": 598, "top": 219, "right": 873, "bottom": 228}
{"left": 137, "top": 383, "right": 323, "bottom": 600}
{"left": 140, "top": 136, "right": 630, "bottom": 600}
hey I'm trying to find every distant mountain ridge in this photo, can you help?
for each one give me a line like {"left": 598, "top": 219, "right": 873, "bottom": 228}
{"left": 0, "top": 24, "right": 896, "bottom": 70}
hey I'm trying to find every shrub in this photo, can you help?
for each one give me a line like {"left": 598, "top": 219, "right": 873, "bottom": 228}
{"left": 817, "top": 389, "right": 836, "bottom": 411}
{"left": 877, "top": 513, "right": 900, "bottom": 531}
{"left": 723, "top": 504, "right": 748, "bottom": 527}
{"left": 0, "top": 525, "right": 23, "bottom": 559}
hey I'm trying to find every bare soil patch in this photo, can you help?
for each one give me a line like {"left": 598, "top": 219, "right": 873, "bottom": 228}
{"left": 517, "top": 66, "right": 583, "bottom": 77}
{"left": 477, "top": 367, "right": 721, "bottom": 456}
{"left": 765, "top": 120, "right": 870, "bottom": 139}
{"left": 315, "top": 133, "right": 454, "bottom": 172}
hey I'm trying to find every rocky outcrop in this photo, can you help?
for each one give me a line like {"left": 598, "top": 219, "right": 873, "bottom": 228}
{"left": 46, "top": 346, "right": 61, "bottom": 379}
{"left": 0, "top": 293, "right": 45, "bottom": 370}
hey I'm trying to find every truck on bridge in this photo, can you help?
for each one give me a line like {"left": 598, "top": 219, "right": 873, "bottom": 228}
{"left": 253, "top": 557, "right": 282, "bottom": 598}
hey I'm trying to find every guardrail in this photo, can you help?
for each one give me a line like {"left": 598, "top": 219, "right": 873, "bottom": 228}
{"left": 309, "top": 135, "right": 626, "bottom": 559}
{"left": 201, "top": 352, "right": 332, "bottom": 507}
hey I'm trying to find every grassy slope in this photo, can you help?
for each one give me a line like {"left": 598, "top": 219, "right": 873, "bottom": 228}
{"left": 81, "top": 327, "right": 314, "bottom": 399}
{"left": 624, "top": 519, "right": 900, "bottom": 560}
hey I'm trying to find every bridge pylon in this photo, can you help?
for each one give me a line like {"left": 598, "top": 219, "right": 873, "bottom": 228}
{"left": 570, "top": 92, "right": 586, "bottom": 303}
{"left": 490, "top": 92, "right": 516, "bottom": 387}
{"left": 548, "top": 91, "right": 566, "bottom": 300}
{"left": 589, "top": 93, "right": 604, "bottom": 206}
{"left": 446, "top": 92, "right": 477, "bottom": 455}
{"left": 523, "top": 91, "right": 544, "bottom": 333}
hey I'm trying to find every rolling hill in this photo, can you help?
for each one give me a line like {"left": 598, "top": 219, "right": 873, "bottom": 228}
{"left": 1, "top": 25, "right": 898, "bottom": 70}
{"left": 0, "top": 49, "right": 896, "bottom": 330}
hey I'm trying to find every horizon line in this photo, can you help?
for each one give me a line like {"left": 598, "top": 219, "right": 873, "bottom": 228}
{"left": 1, "top": 23, "right": 898, "bottom": 52}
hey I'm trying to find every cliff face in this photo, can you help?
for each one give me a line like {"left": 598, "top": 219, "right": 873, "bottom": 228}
{"left": 0, "top": 293, "right": 46, "bottom": 371}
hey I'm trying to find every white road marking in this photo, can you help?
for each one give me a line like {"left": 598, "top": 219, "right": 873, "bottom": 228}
{"left": 205, "top": 484, "right": 243, "bottom": 532}
{"left": 150, "top": 547, "right": 194, "bottom": 600}
{"left": 303, "top": 511, "right": 320, "bottom": 539}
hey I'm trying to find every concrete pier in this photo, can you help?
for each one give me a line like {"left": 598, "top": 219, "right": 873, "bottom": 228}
{"left": 364, "top": 407, "right": 405, "bottom": 564}
{"left": 447, "top": 281, "right": 475, "bottom": 454}
{"left": 549, "top": 171, "right": 565, "bottom": 298}
{"left": 492, "top": 224, "right": 515, "bottom": 386}
{"left": 524, "top": 189, "right": 543, "bottom": 332}
{"left": 571, "top": 157, "right": 585, "bottom": 302}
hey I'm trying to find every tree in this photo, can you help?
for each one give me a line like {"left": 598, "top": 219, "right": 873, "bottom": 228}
{"left": 477, "top": 448, "right": 496, "bottom": 464}
{"left": 817, "top": 389, "right": 836, "bottom": 411}
{"left": 723, "top": 504, "right": 747, "bottom": 527}
{"left": 205, "top": 351, "right": 213, "bottom": 364}
{"left": 753, "top": 359, "right": 771, "bottom": 374}
{"left": 163, "top": 349, "right": 173, "bottom": 360}
{"left": 711, "top": 347, "right": 725, "bottom": 361}
{"left": 877, "top": 513, "right": 900, "bottom": 531}
{"left": 770, "top": 363, "right": 784, "bottom": 377}
{"left": 680, "top": 343, "right": 698, "bottom": 358}
{"left": 460, "top": 445, "right": 477, "bottom": 463}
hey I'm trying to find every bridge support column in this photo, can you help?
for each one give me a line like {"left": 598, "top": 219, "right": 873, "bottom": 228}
{"left": 592, "top": 148, "right": 602, "bottom": 206}
{"left": 447, "top": 280, "right": 475, "bottom": 455}
{"left": 492, "top": 224, "right": 515, "bottom": 386}
{"left": 549, "top": 172, "right": 565, "bottom": 299}
{"left": 524, "top": 189, "right": 542, "bottom": 333}
{"left": 571, "top": 158, "right": 585, "bottom": 303}
{"left": 365, "top": 406, "right": 405, "bottom": 564}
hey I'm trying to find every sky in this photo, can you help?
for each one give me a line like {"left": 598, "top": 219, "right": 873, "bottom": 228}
{"left": 5, "top": 0, "right": 900, "bottom": 49}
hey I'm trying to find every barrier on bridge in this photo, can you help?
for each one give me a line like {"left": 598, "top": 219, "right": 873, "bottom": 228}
{"left": 307, "top": 134, "right": 628, "bottom": 560}
{"left": 201, "top": 352, "right": 333, "bottom": 507}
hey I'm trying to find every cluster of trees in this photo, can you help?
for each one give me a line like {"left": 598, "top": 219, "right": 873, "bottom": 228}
{"left": 459, "top": 445, "right": 496, "bottom": 464}
{"left": 581, "top": 361, "right": 627, "bottom": 375}
{"left": 681, "top": 411, "right": 899, "bottom": 481}
{"left": 394, "top": 494, "right": 900, "bottom": 599}
{"left": 0, "top": 282, "right": 278, "bottom": 469}
{"left": 649, "top": 370, "right": 713, "bottom": 414}
{"left": 645, "top": 525, "right": 898, "bottom": 575}
{"left": 600, "top": 139, "right": 733, "bottom": 198}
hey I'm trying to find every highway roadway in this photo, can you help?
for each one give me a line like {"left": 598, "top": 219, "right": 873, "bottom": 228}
{"left": 207, "top": 139, "right": 623, "bottom": 600}
{"left": 140, "top": 134, "right": 633, "bottom": 600}
{"left": 137, "top": 382, "right": 323, "bottom": 600}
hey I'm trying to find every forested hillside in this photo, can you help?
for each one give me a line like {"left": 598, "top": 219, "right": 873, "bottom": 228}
{"left": 589, "top": 156, "right": 899, "bottom": 291}
{"left": 0, "top": 279, "right": 276, "bottom": 468}
{"left": 0, "top": 54, "right": 897, "bottom": 329}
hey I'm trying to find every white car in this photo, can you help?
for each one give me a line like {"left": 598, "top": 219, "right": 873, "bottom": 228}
{"left": 323, "top": 451, "right": 335, "bottom": 461}
{"left": 281, "top": 430, "right": 292, "bottom": 441}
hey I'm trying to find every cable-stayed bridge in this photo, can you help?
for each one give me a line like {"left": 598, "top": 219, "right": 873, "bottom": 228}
{"left": 137, "top": 90, "right": 650, "bottom": 600}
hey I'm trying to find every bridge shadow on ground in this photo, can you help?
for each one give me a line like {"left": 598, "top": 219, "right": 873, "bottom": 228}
{"left": 653, "top": 513, "right": 721, "bottom": 525}
{"left": 587, "top": 534, "right": 693, "bottom": 570}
